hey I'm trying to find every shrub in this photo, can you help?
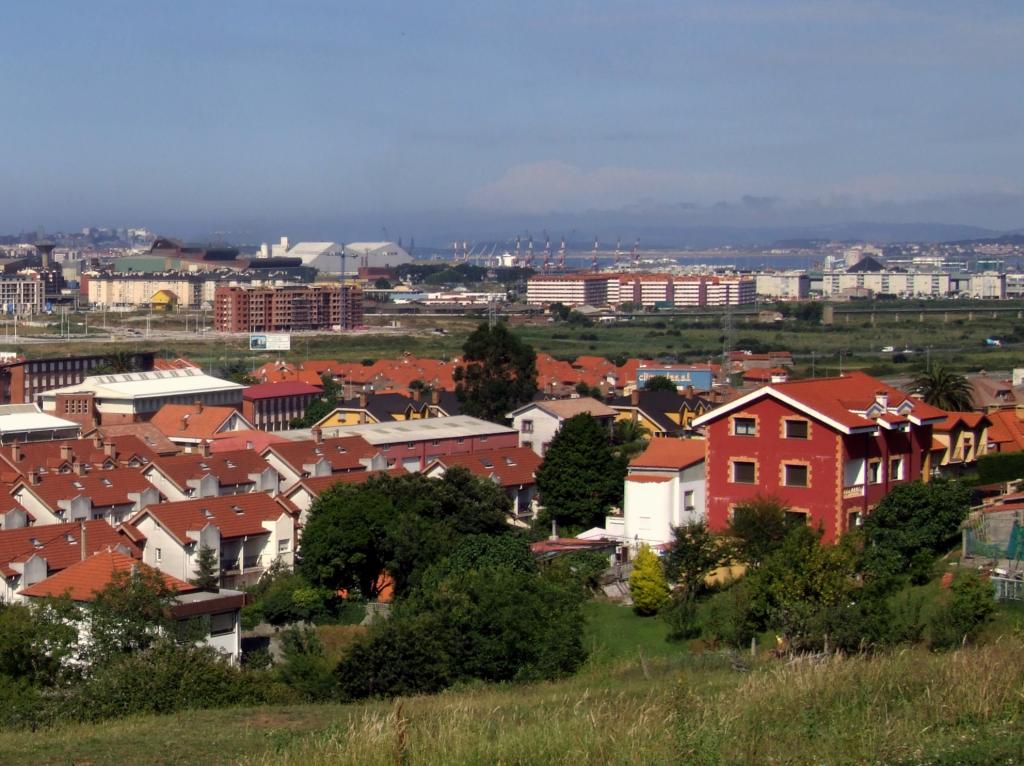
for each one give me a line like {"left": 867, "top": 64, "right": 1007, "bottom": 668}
{"left": 701, "top": 581, "right": 757, "bottom": 649}
{"left": 629, "top": 544, "right": 670, "bottom": 616}
{"left": 276, "top": 626, "right": 336, "bottom": 701}
{"left": 663, "top": 592, "right": 701, "bottom": 642}
{"left": 930, "top": 573, "right": 996, "bottom": 649}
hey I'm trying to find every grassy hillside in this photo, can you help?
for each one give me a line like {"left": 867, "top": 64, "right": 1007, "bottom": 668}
{"left": 1, "top": 603, "right": 1022, "bottom": 766}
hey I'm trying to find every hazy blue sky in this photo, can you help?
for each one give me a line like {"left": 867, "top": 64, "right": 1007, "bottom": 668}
{"left": 1, "top": 1, "right": 1022, "bottom": 243}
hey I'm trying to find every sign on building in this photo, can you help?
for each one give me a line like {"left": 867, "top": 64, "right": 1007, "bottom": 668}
{"left": 249, "top": 333, "right": 291, "bottom": 351}
{"left": 637, "top": 367, "right": 714, "bottom": 392}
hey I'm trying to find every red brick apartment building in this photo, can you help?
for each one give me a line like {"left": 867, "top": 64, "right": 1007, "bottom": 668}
{"left": 691, "top": 372, "right": 946, "bottom": 543}
{"left": 242, "top": 381, "right": 323, "bottom": 432}
{"left": 213, "top": 284, "right": 362, "bottom": 332}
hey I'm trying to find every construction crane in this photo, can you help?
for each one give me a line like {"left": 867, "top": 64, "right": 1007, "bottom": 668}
{"left": 591, "top": 237, "right": 599, "bottom": 270}
{"left": 526, "top": 235, "right": 534, "bottom": 268}
{"left": 514, "top": 236, "right": 521, "bottom": 267}
{"left": 631, "top": 238, "right": 640, "bottom": 268}
{"left": 557, "top": 237, "right": 566, "bottom": 270}
{"left": 614, "top": 238, "right": 622, "bottom": 267}
{"left": 542, "top": 232, "right": 552, "bottom": 271}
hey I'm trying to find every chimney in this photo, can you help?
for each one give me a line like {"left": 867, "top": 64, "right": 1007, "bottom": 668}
{"left": 358, "top": 391, "right": 368, "bottom": 409}
{"left": 80, "top": 521, "right": 87, "bottom": 562}
{"left": 311, "top": 426, "right": 323, "bottom": 444}
{"left": 875, "top": 391, "right": 889, "bottom": 410}
{"left": 431, "top": 388, "right": 440, "bottom": 406}
{"left": 92, "top": 434, "right": 104, "bottom": 449}
{"left": 412, "top": 388, "right": 421, "bottom": 402}
{"left": 194, "top": 399, "right": 203, "bottom": 413}
{"left": 631, "top": 388, "right": 640, "bottom": 406}
{"left": 686, "top": 385, "right": 695, "bottom": 398}
{"left": 103, "top": 442, "right": 117, "bottom": 460}
{"left": 60, "top": 444, "right": 74, "bottom": 462}
{"left": 199, "top": 440, "right": 211, "bottom": 458}
{"left": 10, "top": 443, "right": 21, "bottom": 462}
{"left": 29, "top": 470, "right": 39, "bottom": 486}
{"left": 72, "top": 461, "right": 87, "bottom": 476}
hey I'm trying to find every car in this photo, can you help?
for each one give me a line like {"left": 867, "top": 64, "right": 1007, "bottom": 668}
{"left": 881, "top": 346, "right": 894, "bottom": 353}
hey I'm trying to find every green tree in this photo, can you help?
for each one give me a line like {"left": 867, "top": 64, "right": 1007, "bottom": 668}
{"left": 454, "top": 322, "right": 538, "bottom": 422}
{"left": 299, "top": 469, "right": 512, "bottom": 600}
{"left": 862, "top": 480, "right": 972, "bottom": 578}
{"left": 276, "top": 625, "right": 335, "bottom": 701}
{"left": 910, "top": 366, "right": 974, "bottom": 411}
{"left": 219, "top": 359, "right": 256, "bottom": 386}
{"left": 190, "top": 545, "right": 220, "bottom": 592}
{"left": 549, "top": 302, "right": 571, "bottom": 321}
{"left": 643, "top": 375, "right": 677, "bottom": 392}
{"left": 629, "top": 544, "right": 670, "bottom": 616}
{"left": 0, "top": 600, "right": 78, "bottom": 686}
{"left": 728, "top": 496, "right": 800, "bottom": 567}
{"left": 92, "top": 351, "right": 142, "bottom": 375}
{"left": 663, "top": 521, "right": 733, "bottom": 596}
{"left": 87, "top": 566, "right": 190, "bottom": 665}
{"left": 535, "top": 413, "right": 625, "bottom": 529}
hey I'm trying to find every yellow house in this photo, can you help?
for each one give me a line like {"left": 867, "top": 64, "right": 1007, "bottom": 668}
{"left": 149, "top": 289, "right": 179, "bottom": 312}
{"left": 313, "top": 391, "right": 458, "bottom": 429}
{"left": 608, "top": 389, "right": 715, "bottom": 437}
{"left": 930, "top": 412, "right": 990, "bottom": 471}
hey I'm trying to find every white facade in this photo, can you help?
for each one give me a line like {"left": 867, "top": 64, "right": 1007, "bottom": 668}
{"left": 0, "top": 275, "right": 44, "bottom": 315}
{"left": 967, "top": 272, "right": 1006, "bottom": 299}
{"left": 87, "top": 276, "right": 216, "bottom": 308}
{"left": 821, "top": 271, "right": 952, "bottom": 298}
{"left": 615, "top": 460, "right": 706, "bottom": 548}
{"left": 755, "top": 272, "right": 810, "bottom": 300}
{"left": 268, "top": 238, "right": 411, "bottom": 275}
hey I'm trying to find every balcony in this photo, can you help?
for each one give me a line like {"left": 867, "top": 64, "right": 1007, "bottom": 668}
{"left": 842, "top": 485, "right": 865, "bottom": 499}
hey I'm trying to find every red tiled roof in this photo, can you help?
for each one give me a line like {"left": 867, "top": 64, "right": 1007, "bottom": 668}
{"left": 427, "top": 446, "right": 541, "bottom": 488}
{"left": 129, "top": 493, "right": 292, "bottom": 544}
{"left": 209, "top": 430, "right": 290, "bottom": 453}
{"left": 146, "top": 450, "right": 272, "bottom": 490}
{"left": 986, "top": 410, "right": 1024, "bottom": 451}
{"left": 85, "top": 423, "right": 179, "bottom": 456}
{"left": 17, "top": 468, "right": 153, "bottom": 512}
{"left": 153, "top": 357, "right": 199, "bottom": 371}
{"left": 696, "top": 372, "right": 946, "bottom": 433}
{"left": 151, "top": 403, "right": 249, "bottom": 440}
{"left": 0, "top": 520, "right": 139, "bottom": 577}
{"left": 0, "top": 436, "right": 159, "bottom": 481}
{"left": 289, "top": 467, "right": 407, "bottom": 498}
{"left": 243, "top": 381, "right": 323, "bottom": 400}
{"left": 629, "top": 438, "right": 706, "bottom": 471}
{"left": 262, "top": 436, "right": 378, "bottom": 474}
{"left": 20, "top": 549, "right": 193, "bottom": 601}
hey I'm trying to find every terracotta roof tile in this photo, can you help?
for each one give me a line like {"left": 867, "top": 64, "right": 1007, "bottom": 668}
{"left": 0, "top": 520, "right": 139, "bottom": 578}
{"left": 629, "top": 439, "right": 706, "bottom": 471}
{"left": 427, "top": 446, "right": 541, "bottom": 487}
{"left": 20, "top": 549, "right": 193, "bottom": 601}
{"left": 262, "top": 436, "right": 378, "bottom": 474}
{"left": 17, "top": 468, "right": 154, "bottom": 512}
{"left": 150, "top": 403, "right": 250, "bottom": 440}
{"left": 146, "top": 449, "right": 273, "bottom": 491}
{"left": 243, "top": 381, "right": 323, "bottom": 400}
{"left": 129, "top": 493, "right": 292, "bottom": 544}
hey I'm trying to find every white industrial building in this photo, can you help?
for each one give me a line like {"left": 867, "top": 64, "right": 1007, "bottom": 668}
{"left": 266, "top": 237, "right": 411, "bottom": 275}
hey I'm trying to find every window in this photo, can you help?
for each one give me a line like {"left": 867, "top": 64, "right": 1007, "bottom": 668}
{"left": 785, "top": 511, "right": 807, "bottom": 525}
{"left": 783, "top": 464, "right": 808, "bottom": 487}
{"left": 277, "top": 539, "right": 290, "bottom": 554}
{"left": 208, "top": 611, "right": 235, "bottom": 636}
{"left": 733, "top": 417, "right": 756, "bottom": 436}
{"left": 844, "top": 458, "right": 865, "bottom": 486}
{"left": 732, "top": 460, "right": 756, "bottom": 484}
{"left": 848, "top": 511, "right": 861, "bottom": 529}
{"left": 889, "top": 456, "right": 904, "bottom": 481}
{"left": 868, "top": 460, "right": 881, "bottom": 484}
{"left": 684, "top": 490, "right": 695, "bottom": 511}
{"left": 155, "top": 547, "right": 162, "bottom": 562}
{"left": 521, "top": 440, "right": 533, "bottom": 449}
{"left": 784, "top": 420, "right": 809, "bottom": 439}
{"left": 521, "top": 419, "right": 534, "bottom": 434}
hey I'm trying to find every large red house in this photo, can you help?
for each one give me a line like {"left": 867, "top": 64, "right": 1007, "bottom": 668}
{"left": 691, "top": 372, "right": 946, "bottom": 542}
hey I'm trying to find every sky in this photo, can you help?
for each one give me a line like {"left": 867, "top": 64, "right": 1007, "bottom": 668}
{"left": 1, "top": 1, "right": 1023, "bottom": 245}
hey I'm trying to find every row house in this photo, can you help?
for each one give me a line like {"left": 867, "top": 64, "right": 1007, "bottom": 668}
{"left": 0, "top": 435, "right": 158, "bottom": 482}
{"left": 261, "top": 433, "right": 382, "bottom": 492}
{"left": 12, "top": 467, "right": 159, "bottom": 526}
{"left": 0, "top": 520, "right": 139, "bottom": 603}
{"left": 930, "top": 412, "right": 990, "bottom": 474}
{"left": 423, "top": 446, "right": 542, "bottom": 522}
{"left": 692, "top": 372, "right": 945, "bottom": 543}
{"left": 127, "top": 493, "right": 296, "bottom": 589}
{"left": 142, "top": 449, "right": 279, "bottom": 501}
{"left": 19, "top": 550, "right": 245, "bottom": 663}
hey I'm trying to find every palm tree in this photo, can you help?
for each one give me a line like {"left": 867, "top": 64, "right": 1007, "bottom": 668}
{"left": 91, "top": 351, "right": 141, "bottom": 375}
{"left": 612, "top": 418, "right": 651, "bottom": 461}
{"left": 910, "top": 366, "right": 974, "bottom": 412}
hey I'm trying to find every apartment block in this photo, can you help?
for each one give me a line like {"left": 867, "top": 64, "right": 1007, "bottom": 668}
{"left": 213, "top": 283, "right": 363, "bottom": 332}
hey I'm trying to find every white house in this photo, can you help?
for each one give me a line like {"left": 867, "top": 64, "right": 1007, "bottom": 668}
{"left": 127, "top": 493, "right": 296, "bottom": 589}
{"left": 605, "top": 438, "right": 706, "bottom": 550}
{"left": 141, "top": 449, "right": 280, "bottom": 501}
{"left": 11, "top": 467, "right": 161, "bottom": 526}
{"left": 506, "top": 397, "right": 617, "bottom": 457}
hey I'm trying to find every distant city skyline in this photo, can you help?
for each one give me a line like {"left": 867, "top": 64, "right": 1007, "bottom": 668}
{"left": 1, "top": 1, "right": 1022, "bottom": 243}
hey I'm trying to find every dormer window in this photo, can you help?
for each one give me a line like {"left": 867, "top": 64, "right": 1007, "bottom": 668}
{"left": 202, "top": 508, "right": 213, "bottom": 518}
{"left": 100, "top": 478, "right": 112, "bottom": 487}
{"left": 72, "top": 481, "right": 84, "bottom": 490}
